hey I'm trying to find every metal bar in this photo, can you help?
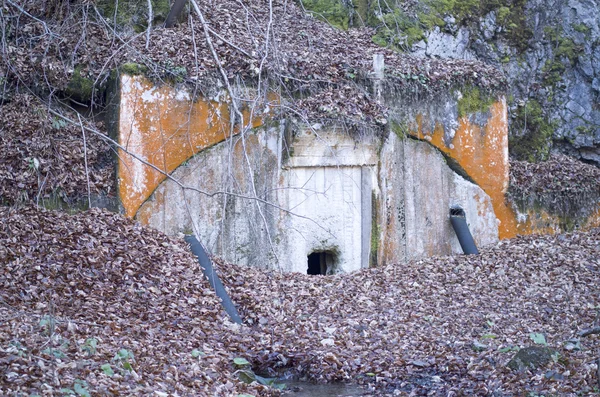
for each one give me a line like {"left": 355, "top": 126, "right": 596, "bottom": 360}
{"left": 184, "top": 235, "right": 243, "bottom": 324}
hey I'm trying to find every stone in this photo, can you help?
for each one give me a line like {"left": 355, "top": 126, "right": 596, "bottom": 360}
{"left": 507, "top": 346, "right": 558, "bottom": 371}
{"left": 412, "top": 27, "right": 474, "bottom": 60}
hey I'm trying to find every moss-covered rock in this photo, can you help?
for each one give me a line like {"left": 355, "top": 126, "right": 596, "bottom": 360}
{"left": 97, "top": 0, "right": 171, "bottom": 33}
{"left": 65, "top": 66, "right": 94, "bottom": 103}
{"left": 507, "top": 346, "right": 558, "bottom": 371}
{"left": 509, "top": 99, "right": 555, "bottom": 162}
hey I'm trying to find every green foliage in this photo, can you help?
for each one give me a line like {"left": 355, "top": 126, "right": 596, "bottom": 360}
{"left": 233, "top": 357, "right": 250, "bottom": 366}
{"left": 81, "top": 338, "right": 98, "bottom": 356}
{"left": 120, "top": 62, "right": 148, "bottom": 76}
{"left": 97, "top": 0, "right": 171, "bottom": 33}
{"left": 530, "top": 332, "right": 547, "bottom": 345}
{"left": 572, "top": 23, "right": 590, "bottom": 34}
{"left": 162, "top": 60, "right": 188, "bottom": 84}
{"left": 237, "top": 369, "right": 286, "bottom": 390}
{"left": 390, "top": 120, "right": 408, "bottom": 139}
{"left": 425, "top": 0, "right": 480, "bottom": 23}
{"left": 300, "top": 0, "right": 350, "bottom": 30}
{"left": 371, "top": 7, "right": 427, "bottom": 50}
{"left": 457, "top": 86, "right": 495, "bottom": 117}
{"left": 9, "top": 340, "right": 27, "bottom": 357}
{"left": 101, "top": 363, "right": 115, "bottom": 376}
{"left": 59, "top": 380, "right": 90, "bottom": 396}
{"left": 498, "top": 345, "right": 520, "bottom": 353}
{"left": 114, "top": 348, "right": 135, "bottom": 371}
{"left": 51, "top": 117, "right": 69, "bottom": 130}
{"left": 39, "top": 315, "right": 56, "bottom": 335}
{"left": 73, "top": 380, "right": 91, "bottom": 397}
{"left": 191, "top": 349, "right": 205, "bottom": 358}
{"left": 542, "top": 27, "right": 582, "bottom": 87}
{"left": 42, "top": 347, "right": 67, "bottom": 359}
{"left": 509, "top": 99, "right": 556, "bottom": 162}
{"left": 65, "top": 66, "right": 94, "bottom": 103}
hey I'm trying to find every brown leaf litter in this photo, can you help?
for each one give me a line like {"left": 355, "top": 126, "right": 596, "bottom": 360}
{"left": 1, "top": 206, "right": 600, "bottom": 396}
{"left": 4, "top": 0, "right": 506, "bottom": 128}
{"left": 0, "top": 94, "right": 115, "bottom": 207}
{"left": 509, "top": 154, "right": 600, "bottom": 217}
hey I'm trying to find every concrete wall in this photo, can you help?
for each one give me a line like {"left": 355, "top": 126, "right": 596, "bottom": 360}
{"left": 135, "top": 121, "right": 499, "bottom": 272}
{"left": 117, "top": 74, "right": 583, "bottom": 273}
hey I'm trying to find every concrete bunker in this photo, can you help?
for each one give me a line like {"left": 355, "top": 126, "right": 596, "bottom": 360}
{"left": 117, "top": 74, "right": 506, "bottom": 273}
{"left": 307, "top": 250, "right": 337, "bottom": 275}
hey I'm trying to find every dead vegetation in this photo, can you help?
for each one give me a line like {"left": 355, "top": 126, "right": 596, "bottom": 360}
{"left": 0, "top": 94, "right": 115, "bottom": 207}
{"left": 1, "top": 206, "right": 600, "bottom": 396}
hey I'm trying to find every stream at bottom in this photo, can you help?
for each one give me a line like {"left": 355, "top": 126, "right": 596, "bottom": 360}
{"left": 281, "top": 380, "right": 366, "bottom": 396}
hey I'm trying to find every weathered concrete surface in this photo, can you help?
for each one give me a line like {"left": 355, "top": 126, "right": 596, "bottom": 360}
{"left": 117, "top": 78, "right": 513, "bottom": 273}
{"left": 137, "top": 124, "right": 499, "bottom": 272}
{"left": 117, "top": 74, "right": 267, "bottom": 218}
{"left": 378, "top": 134, "right": 499, "bottom": 264}
{"left": 387, "top": 94, "right": 517, "bottom": 238}
{"left": 138, "top": 126, "right": 379, "bottom": 273}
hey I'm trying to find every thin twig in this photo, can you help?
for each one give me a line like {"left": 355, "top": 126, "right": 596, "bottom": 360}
{"left": 145, "top": 0, "right": 153, "bottom": 50}
{"left": 77, "top": 114, "right": 92, "bottom": 209}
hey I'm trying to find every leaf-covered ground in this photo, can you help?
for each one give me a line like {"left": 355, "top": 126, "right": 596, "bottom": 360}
{"left": 509, "top": 154, "right": 600, "bottom": 219}
{"left": 4, "top": 0, "right": 505, "bottom": 127}
{"left": 1, "top": 206, "right": 600, "bottom": 396}
{"left": 0, "top": 94, "right": 115, "bottom": 207}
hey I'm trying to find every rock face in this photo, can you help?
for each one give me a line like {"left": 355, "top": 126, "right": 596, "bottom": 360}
{"left": 410, "top": 0, "right": 600, "bottom": 164}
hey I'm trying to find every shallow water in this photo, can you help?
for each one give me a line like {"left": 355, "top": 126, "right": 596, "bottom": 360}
{"left": 282, "top": 380, "right": 366, "bottom": 396}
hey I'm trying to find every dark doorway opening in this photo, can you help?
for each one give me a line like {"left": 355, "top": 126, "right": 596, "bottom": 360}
{"left": 307, "top": 251, "right": 335, "bottom": 275}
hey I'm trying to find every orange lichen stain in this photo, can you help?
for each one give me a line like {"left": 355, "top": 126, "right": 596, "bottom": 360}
{"left": 408, "top": 99, "right": 521, "bottom": 239}
{"left": 118, "top": 75, "right": 276, "bottom": 218}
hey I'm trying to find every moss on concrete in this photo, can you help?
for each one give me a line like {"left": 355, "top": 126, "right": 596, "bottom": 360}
{"left": 509, "top": 99, "right": 555, "bottom": 162}
{"left": 65, "top": 66, "right": 94, "bottom": 103}
{"left": 120, "top": 62, "right": 149, "bottom": 76}
{"left": 370, "top": 191, "right": 379, "bottom": 267}
{"left": 457, "top": 86, "right": 495, "bottom": 117}
{"left": 391, "top": 120, "right": 408, "bottom": 139}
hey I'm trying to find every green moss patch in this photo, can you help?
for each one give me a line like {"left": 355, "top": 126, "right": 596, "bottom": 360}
{"left": 65, "top": 66, "right": 94, "bottom": 103}
{"left": 299, "top": 0, "right": 350, "bottom": 30}
{"left": 120, "top": 62, "right": 149, "bottom": 76}
{"left": 457, "top": 86, "right": 495, "bottom": 117}
{"left": 509, "top": 99, "right": 555, "bottom": 162}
